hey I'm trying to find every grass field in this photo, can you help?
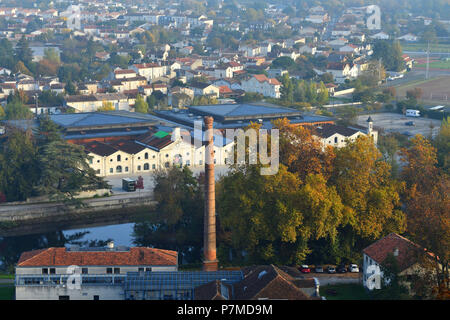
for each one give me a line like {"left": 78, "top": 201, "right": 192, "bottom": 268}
{"left": 0, "top": 285, "right": 14, "bottom": 300}
{"left": 320, "top": 284, "right": 370, "bottom": 300}
{"left": 402, "top": 42, "right": 450, "bottom": 52}
{"left": 0, "top": 274, "right": 14, "bottom": 279}
{"left": 416, "top": 60, "right": 450, "bottom": 70}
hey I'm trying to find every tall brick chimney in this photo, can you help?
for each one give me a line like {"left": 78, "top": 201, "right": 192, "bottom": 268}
{"left": 203, "top": 116, "right": 218, "bottom": 271}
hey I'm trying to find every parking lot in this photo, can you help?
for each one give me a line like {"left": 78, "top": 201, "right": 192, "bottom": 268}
{"left": 356, "top": 113, "right": 442, "bottom": 138}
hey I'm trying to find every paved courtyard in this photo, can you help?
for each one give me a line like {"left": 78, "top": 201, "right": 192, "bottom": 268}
{"left": 356, "top": 113, "right": 442, "bottom": 138}
{"left": 105, "top": 165, "right": 231, "bottom": 194}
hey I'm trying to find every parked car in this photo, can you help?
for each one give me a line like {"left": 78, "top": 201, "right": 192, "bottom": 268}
{"left": 405, "top": 121, "right": 415, "bottom": 126}
{"left": 337, "top": 264, "right": 347, "bottom": 273}
{"left": 299, "top": 265, "right": 311, "bottom": 273}
{"left": 327, "top": 266, "right": 336, "bottom": 274}
{"left": 314, "top": 266, "right": 324, "bottom": 273}
{"left": 348, "top": 264, "right": 359, "bottom": 273}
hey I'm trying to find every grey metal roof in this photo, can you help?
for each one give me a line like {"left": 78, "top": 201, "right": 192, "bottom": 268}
{"left": 188, "top": 103, "right": 302, "bottom": 120}
{"left": 50, "top": 112, "right": 151, "bottom": 128}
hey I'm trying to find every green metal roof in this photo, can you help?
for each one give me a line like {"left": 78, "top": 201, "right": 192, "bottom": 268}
{"left": 154, "top": 130, "right": 169, "bottom": 138}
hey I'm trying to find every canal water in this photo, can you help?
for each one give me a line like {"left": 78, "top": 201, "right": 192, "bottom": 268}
{"left": 64, "top": 223, "right": 135, "bottom": 246}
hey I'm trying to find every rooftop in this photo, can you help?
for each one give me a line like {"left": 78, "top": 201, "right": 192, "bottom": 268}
{"left": 17, "top": 247, "right": 178, "bottom": 267}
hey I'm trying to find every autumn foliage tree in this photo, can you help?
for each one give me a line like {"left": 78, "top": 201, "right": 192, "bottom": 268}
{"left": 401, "top": 135, "right": 450, "bottom": 297}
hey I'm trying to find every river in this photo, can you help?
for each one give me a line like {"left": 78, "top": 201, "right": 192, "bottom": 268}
{"left": 64, "top": 222, "right": 135, "bottom": 246}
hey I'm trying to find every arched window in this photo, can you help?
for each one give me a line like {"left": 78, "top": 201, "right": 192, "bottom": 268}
{"left": 116, "top": 166, "right": 122, "bottom": 173}
{"left": 145, "top": 153, "right": 149, "bottom": 159}
{"left": 144, "top": 163, "right": 149, "bottom": 170}
{"left": 137, "top": 165, "right": 141, "bottom": 171}
{"left": 117, "top": 155, "right": 121, "bottom": 162}
{"left": 334, "top": 137, "right": 338, "bottom": 144}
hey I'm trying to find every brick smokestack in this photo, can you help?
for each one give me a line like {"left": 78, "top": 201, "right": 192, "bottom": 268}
{"left": 203, "top": 116, "right": 218, "bottom": 271}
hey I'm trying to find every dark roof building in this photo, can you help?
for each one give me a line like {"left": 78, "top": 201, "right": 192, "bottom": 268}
{"left": 195, "top": 265, "right": 319, "bottom": 300}
{"left": 155, "top": 103, "right": 334, "bottom": 129}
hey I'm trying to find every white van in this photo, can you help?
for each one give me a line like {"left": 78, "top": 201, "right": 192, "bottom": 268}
{"left": 406, "top": 109, "right": 420, "bottom": 117}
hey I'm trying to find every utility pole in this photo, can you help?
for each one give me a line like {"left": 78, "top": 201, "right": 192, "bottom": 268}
{"left": 426, "top": 40, "right": 430, "bottom": 80}
{"left": 34, "top": 93, "right": 38, "bottom": 118}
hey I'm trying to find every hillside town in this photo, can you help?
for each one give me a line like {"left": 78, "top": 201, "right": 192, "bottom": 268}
{"left": 0, "top": 0, "right": 448, "bottom": 304}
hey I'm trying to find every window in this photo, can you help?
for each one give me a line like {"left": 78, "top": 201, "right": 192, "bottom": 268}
{"left": 152, "top": 155, "right": 156, "bottom": 159}
{"left": 186, "top": 160, "right": 190, "bottom": 166}
{"left": 42, "top": 268, "right": 48, "bottom": 274}
{"left": 165, "top": 162, "right": 170, "bottom": 168}
{"left": 106, "top": 268, "right": 112, "bottom": 274}
{"left": 117, "top": 155, "right": 121, "bottom": 162}
{"left": 145, "top": 153, "right": 148, "bottom": 159}
{"left": 114, "top": 268, "right": 120, "bottom": 274}
{"left": 144, "top": 163, "right": 149, "bottom": 170}
{"left": 116, "top": 166, "right": 122, "bottom": 173}
{"left": 152, "top": 164, "right": 156, "bottom": 169}
{"left": 59, "top": 296, "right": 70, "bottom": 300}
{"left": 138, "top": 268, "right": 144, "bottom": 272}
{"left": 82, "top": 268, "right": 88, "bottom": 274}
{"left": 50, "top": 268, "right": 56, "bottom": 274}
{"left": 89, "top": 158, "right": 93, "bottom": 164}
{"left": 97, "top": 160, "right": 100, "bottom": 163}
{"left": 125, "top": 167, "right": 129, "bottom": 172}
{"left": 110, "top": 159, "right": 113, "bottom": 162}
{"left": 110, "top": 168, "right": 113, "bottom": 173}
{"left": 165, "top": 154, "right": 169, "bottom": 158}
{"left": 145, "top": 267, "right": 152, "bottom": 272}
{"left": 93, "top": 295, "right": 99, "bottom": 300}
{"left": 334, "top": 137, "right": 338, "bottom": 144}
{"left": 137, "top": 165, "right": 141, "bottom": 171}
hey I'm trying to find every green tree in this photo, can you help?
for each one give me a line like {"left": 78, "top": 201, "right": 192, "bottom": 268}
{"left": 134, "top": 94, "right": 149, "bottom": 113}
{"left": 434, "top": 117, "right": 450, "bottom": 174}
{"left": 14, "top": 36, "right": 33, "bottom": 68}
{"left": 133, "top": 166, "right": 204, "bottom": 263}
{"left": 4, "top": 100, "right": 33, "bottom": 120}
{"left": 370, "top": 253, "right": 410, "bottom": 300}
{"left": 0, "top": 129, "right": 39, "bottom": 202}
{"left": 280, "top": 73, "right": 294, "bottom": 103}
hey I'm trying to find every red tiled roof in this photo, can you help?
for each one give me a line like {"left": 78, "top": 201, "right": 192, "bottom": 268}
{"left": 114, "top": 69, "right": 136, "bottom": 74}
{"left": 17, "top": 247, "right": 178, "bottom": 267}
{"left": 219, "top": 85, "right": 232, "bottom": 94}
{"left": 363, "top": 233, "right": 436, "bottom": 271}
{"left": 252, "top": 74, "right": 281, "bottom": 86}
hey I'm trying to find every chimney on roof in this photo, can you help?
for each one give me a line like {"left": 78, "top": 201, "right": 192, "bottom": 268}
{"left": 393, "top": 247, "right": 399, "bottom": 257}
{"left": 203, "top": 116, "right": 218, "bottom": 272}
{"left": 107, "top": 241, "right": 115, "bottom": 250}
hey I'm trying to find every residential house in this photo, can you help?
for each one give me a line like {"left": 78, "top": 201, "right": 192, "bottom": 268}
{"left": 131, "top": 63, "right": 167, "bottom": 82}
{"left": 363, "top": 233, "right": 438, "bottom": 296}
{"left": 241, "top": 74, "right": 281, "bottom": 99}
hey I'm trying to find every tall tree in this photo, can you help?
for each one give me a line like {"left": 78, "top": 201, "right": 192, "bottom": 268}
{"left": 134, "top": 94, "right": 149, "bottom": 114}
{"left": 0, "top": 129, "right": 39, "bottom": 202}
{"left": 14, "top": 36, "right": 33, "bottom": 68}
{"left": 331, "top": 136, "right": 406, "bottom": 240}
{"left": 133, "top": 166, "right": 204, "bottom": 263}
